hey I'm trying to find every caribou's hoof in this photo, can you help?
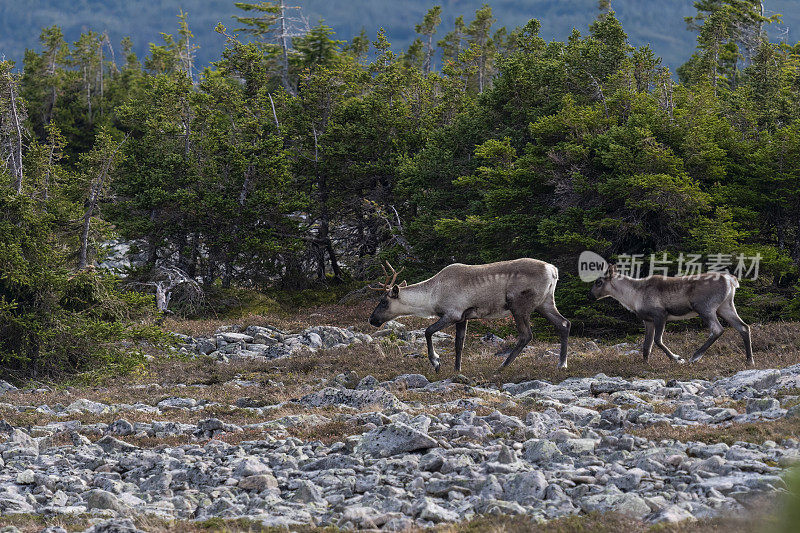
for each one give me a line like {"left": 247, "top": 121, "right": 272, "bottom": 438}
{"left": 558, "top": 363, "right": 567, "bottom": 370}
{"left": 430, "top": 360, "right": 441, "bottom": 373}
{"left": 688, "top": 353, "right": 703, "bottom": 364}
{"left": 746, "top": 357, "right": 755, "bottom": 367}
{"left": 675, "top": 358, "right": 686, "bottom": 365}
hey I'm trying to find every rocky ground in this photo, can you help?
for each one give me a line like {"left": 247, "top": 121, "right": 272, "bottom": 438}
{"left": 1, "top": 319, "right": 799, "bottom": 532}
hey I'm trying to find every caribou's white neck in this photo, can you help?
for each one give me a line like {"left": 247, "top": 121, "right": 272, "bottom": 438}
{"left": 608, "top": 276, "right": 644, "bottom": 313}
{"left": 397, "top": 279, "right": 439, "bottom": 318}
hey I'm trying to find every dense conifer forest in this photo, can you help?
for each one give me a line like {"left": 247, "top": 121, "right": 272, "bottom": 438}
{"left": 2, "top": 0, "right": 800, "bottom": 377}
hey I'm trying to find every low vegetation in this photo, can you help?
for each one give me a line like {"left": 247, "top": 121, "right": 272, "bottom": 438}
{"left": 0, "top": 505, "right": 795, "bottom": 533}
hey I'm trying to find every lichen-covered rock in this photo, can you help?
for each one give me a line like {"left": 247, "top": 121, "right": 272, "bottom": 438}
{"left": 502, "top": 470, "right": 547, "bottom": 504}
{"left": 156, "top": 397, "right": 197, "bottom": 409}
{"left": 523, "top": 439, "right": 562, "bottom": 463}
{"left": 648, "top": 505, "right": 696, "bottom": 524}
{"left": 392, "top": 374, "right": 430, "bottom": 389}
{"left": 238, "top": 474, "right": 278, "bottom": 491}
{"left": 357, "top": 422, "right": 438, "bottom": 457}
{"left": 82, "top": 519, "right": 145, "bottom": 533}
{"left": 413, "top": 497, "right": 459, "bottom": 523}
{"left": 107, "top": 419, "right": 134, "bottom": 436}
{"left": 299, "top": 387, "right": 406, "bottom": 410}
{"left": 580, "top": 491, "right": 651, "bottom": 518}
{"left": 715, "top": 369, "right": 781, "bottom": 394}
{"left": 86, "top": 489, "right": 129, "bottom": 513}
{"left": 66, "top": 399, "right": 112, "bottom": 414}
{"left": 95, "top": 435, "right": 138, "bottom": 453}
{"left": 231, "top": 457, "right": 272, "bottom": 478}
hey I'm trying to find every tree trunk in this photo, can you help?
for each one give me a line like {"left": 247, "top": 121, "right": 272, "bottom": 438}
{"left": 85, "top": 66, "right": 92, "bottom": 124}
{"left": 78, "top": 181, "right": 99, "bottom": 269}
{"left": 43, "top": 141, "right": 55, "bottom": 200}
{"left": 325, "top": 237, "right": 342, "bottom": 279}
{"left": 278, "top": 0, "right": 293, "bottom": 94}
{"left": 222, "top": 259, "right": 233, "bottom": 288}
{"left": 187, "top": 232, "right": 199, "bottom": 279}
{"left": 424, "top": 33, "right": 433, "bottom": 74}
{"left": 99, "top": 39, "right": 104, "bottom": 118}
{"left": 46, "top": 49, "right": 57, "bottom": 124}
{"left": 147, "top": 209, "right": 159, "bottom": 266}
{"left": 6, "top": 75, "right": 24, "bottom": 194}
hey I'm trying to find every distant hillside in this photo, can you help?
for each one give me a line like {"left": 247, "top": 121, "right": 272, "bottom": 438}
{"left": 1, "top": 1, "right": 797, "bottom": 72}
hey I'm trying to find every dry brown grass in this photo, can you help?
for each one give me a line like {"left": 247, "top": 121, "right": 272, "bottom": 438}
{"left": 435, "top": 506, "right": 782, "bottom": 533}
{"left": 146, "top": 310, "right": 800, "bottom": 394}
{"left": 4, "top": 311, "right": 798, "bottom": 454}
{"left": 634, "top": 418, "right": 800, "bottom": 445}
{"left": 5, "top": 320, "right": 798, "bottom": 419}
{"left": 286, "top": 419, "right": 364, "bottom": 444}
{"left": 0, "top": 514, "right": 296, "bottom": 533}
{"left": 0, "top": 507, "right": 784, "bottom": 533}
{"left": 263, "top": 319, "right": 800, "bottom": 389}
{"left": 0, "top": 399, "right": 363, "bottom": 434}
{"left": 162, "top": 300, "right": 379, "bottom": 338}
{"left": 0, "top": 401, "right": 262, "bottom": 427}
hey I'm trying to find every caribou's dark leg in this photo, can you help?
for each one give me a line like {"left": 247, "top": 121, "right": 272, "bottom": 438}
{"left": 653, "top": 316, "right": 684, "bottom": 363}
{"left": 642, "top": 320, "right": 655, "bottom": 361}
{"left": 717, "top": 301, "right": 753, "bottom": 366}
{"left": 537, "top": 299, "right": 571, "bottom": 369}
{"left": 689, "top": 311, "right": 724, "bottom": 364}
{"left": 425, "top": 315, "right": 455, "bottom": 372}
{"left": 499, "top": 305, "right": 533, "bottom": 369}
{"left": 454, "top": 319, "right": 467, "bottom": 372}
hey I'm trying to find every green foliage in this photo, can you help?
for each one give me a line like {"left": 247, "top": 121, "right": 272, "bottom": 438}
{"left": 3, "top": 0, "right": 800, "bottom": 384}
{"left": 0, "top": 188, "right": 163, "bottom": 379}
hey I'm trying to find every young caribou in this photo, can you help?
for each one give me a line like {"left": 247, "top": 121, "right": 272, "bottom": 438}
{"left": 368, "top": 259, "right": 571, "bottom": 371}
{"left": 588, "top": 264, "right": 753, "bottom": 366}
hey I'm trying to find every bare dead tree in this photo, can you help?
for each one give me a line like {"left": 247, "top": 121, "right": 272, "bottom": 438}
{"left": 274, "top": 0, "right": 308, "bottom": 95}
{"left": 657, "top": 67, "right": 675, "bottom": 121}
{"left": 0, "top": 61, "right": 26, "bottom": 194}
{"left": 177, "top": 9, "right": 199, "bottom": 85}
{"left": 128, "top": 265, "right": 203, "bottom": 314}
{"left": 415, "top": 6, "right": 442, "bottom": 75}
{"left": 369, "top": 200, "right": 415, "bottom": 258}
{"left": 268, "top": 92, "right": 281, "bottom": 132}
{"left": 232, "top": 1, "right": 308, "bottom": 95}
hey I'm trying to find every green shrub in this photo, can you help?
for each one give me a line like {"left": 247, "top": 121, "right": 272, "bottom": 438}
{"left": 0, "top": 189, "right": 164, "bottom": 380}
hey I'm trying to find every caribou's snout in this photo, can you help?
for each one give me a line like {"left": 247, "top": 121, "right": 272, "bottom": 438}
{"left": 588, "top": 289, "right": 597, "bottom": 300}
{"left": 369, "top": 314, "right": 383, "bottom": 328}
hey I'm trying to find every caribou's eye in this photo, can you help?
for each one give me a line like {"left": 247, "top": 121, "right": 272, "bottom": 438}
{"left": 595, "top": 279, "right": 603, "bottom": 286}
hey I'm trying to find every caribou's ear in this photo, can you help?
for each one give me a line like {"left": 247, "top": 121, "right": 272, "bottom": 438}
{"left": 398, "top": 280, "right": 407, "bottom": 288}
{"left": 390, "top": 285, "right": 400, "bottom": 298}
{"left": 605, "top": 263, "right": 617, "bottom": 278}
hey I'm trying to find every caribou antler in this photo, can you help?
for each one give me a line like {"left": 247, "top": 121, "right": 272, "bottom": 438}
{"left": 369, "top": 261, "right": 406, "bottom": 291}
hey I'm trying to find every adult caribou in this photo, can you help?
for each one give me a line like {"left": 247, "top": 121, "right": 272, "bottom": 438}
{"left": 589, "top": 264, "right": 753, "bottom": 366}
{"left": 368, "top": 259, "right": 571, "bottom": 371}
